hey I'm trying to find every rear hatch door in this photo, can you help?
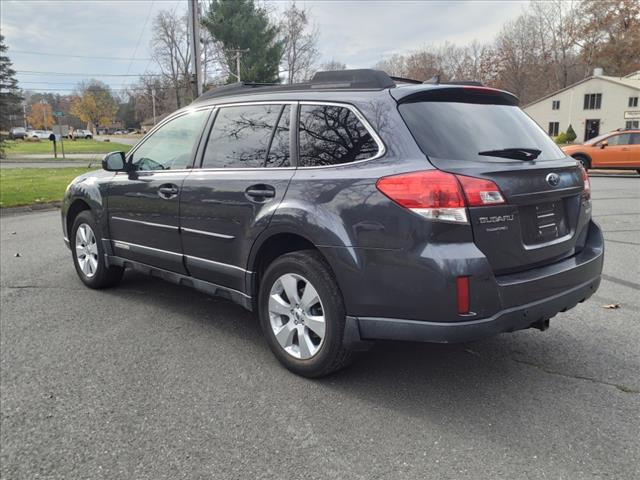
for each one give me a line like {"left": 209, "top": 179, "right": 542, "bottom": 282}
{"left": 395, "top": 87, "right": 590, "bottom": 274}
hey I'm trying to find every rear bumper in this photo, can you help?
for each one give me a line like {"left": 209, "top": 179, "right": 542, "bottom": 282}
{"left": 347, "top": 275, "right": 599, "bottom": 344}
{"left": 342, "top": 221, "right": 604, "bottom": 346}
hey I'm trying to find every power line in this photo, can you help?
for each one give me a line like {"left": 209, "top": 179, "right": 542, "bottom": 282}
{"left": 17, "top": 70, "right": 163, "bottom": 77}
{"left": 121, "top": 0, "right": 155, "bottom": 91}
{"left": 10, "top": 50, "right": 152, "bottom": 61}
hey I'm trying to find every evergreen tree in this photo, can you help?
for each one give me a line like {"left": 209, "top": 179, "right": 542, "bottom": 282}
{"left": 566, "top": 124, "right": 577, "bottom": 143}
{"left": 0, "top": 34, "right": 23, "bottom": 131}
{"left": 202, "top": 0, "right": 283, "bottom": 83}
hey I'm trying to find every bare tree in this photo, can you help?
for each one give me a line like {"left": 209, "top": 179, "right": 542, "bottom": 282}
{"left": 319, "top": 59, "right": 346, "bottom": 71}
{"left": 151, "top": 10, "right": 192, "bottom": 108}
{"left": 280, "top": 2, "right": 319, "bottom": 83}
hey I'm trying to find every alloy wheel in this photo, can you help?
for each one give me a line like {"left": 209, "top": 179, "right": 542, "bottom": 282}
{"left": 268, "top": 273, "right": 326, "bottom": 359}
{"left": 75, "top": 223, "right": 99, "bottom": 278}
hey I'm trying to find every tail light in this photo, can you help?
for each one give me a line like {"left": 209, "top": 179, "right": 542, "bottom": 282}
{"left": 579, "top": 165, "right": 591, "bottom": 201}
{"left": 376, "top": 170, "right": 505, "bottom": 224}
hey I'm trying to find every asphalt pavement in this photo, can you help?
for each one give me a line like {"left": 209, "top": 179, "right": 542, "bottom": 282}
{"left": 1, "top": 176, "right": 639, "bottom": 479}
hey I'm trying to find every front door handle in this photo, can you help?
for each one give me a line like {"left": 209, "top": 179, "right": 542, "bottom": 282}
{"left": 158, "top": 184, "right": 179, "bottom": 199}
{"left": 245, "top": 184, "right": 276, "bottom": 201}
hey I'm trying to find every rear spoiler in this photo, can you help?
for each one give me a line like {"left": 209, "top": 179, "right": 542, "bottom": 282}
{"left": 393, "top": 86, "right": 519, "bottom": 106}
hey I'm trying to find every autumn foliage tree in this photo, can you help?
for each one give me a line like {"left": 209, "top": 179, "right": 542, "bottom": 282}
{"left": 27, "top": 102, "right": 54, "bottom": 130}
{"left": 71, "top": 80, "right": 118, "bottom": 133}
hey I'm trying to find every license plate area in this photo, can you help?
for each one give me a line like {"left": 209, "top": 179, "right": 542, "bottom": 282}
{"left": 521, "top": 200, "right": 569, "bottom": 245}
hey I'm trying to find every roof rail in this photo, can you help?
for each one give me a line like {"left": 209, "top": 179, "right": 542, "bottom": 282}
{"left": 195, "top": 82, "right": 279, "bottom": 102}
{"left": 193, "top": 69, "right": 398, "bottom": 103}
{"left": 389, "top": 75, "right": 423, "bottom": 85}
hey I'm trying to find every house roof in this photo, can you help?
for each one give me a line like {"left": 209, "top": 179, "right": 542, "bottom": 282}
{"left": 524, "top": 72, "right": 640, "bottom": 108}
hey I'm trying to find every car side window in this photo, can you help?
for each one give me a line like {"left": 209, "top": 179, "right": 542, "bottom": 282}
{"left": 607, "top": 134, "right": 631, "bottom": 146}
{"left": 298, "top": 104, "right": 379, "bottom": 167}
{"left": 631, "top": 133, "right": 640, "bottom": 145}
{"left": 131, "top": 109, "right": 209, "bottom": 171}
{"left": 202, "top": 104, "right": 289, "bottom": 168}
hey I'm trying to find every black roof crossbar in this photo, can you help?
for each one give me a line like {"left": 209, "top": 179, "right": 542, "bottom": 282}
{"left": 193, "top": 69, "right": 397, "bottom": 103}
{"left": 192, "top": 69, "right": 485, "bottom": 104}
{"left": 309, "top": 69, "right": 396, "bottom": 89}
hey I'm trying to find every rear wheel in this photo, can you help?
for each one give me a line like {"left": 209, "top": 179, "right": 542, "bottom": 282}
{"left": 258, "top": 250, "right": 352, "bottom": 378}
{"left": 573, "top": 154, "right": 591, "bottom": 170}
{"left": 71, "top": 211, "right": 123, "bottom": 288}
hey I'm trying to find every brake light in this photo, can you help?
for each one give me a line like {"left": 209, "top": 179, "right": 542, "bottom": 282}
{"left": 376, "top": 170, "right": 505, "bottom": 224}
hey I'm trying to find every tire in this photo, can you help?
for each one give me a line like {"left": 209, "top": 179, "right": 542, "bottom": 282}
{"left": 86, "top": 135, "right": 92, "bottom": 140}
{"left": 71, "top": 211, "right": 124, "bottom": 289}
{"left": 258, "top": 250, "right": 353, "bottom": 378}
{"left": 573, "top": 154, "right": 591, "bottom": 170}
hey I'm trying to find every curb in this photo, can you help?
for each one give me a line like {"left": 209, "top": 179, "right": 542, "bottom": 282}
{"left": 0, "top": 202, "right": 61, "bottom": 216}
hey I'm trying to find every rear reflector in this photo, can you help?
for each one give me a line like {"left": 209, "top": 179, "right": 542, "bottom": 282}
{"left": 375, "top": 170, "right": 505, "bottom": 224}
{"left": 456, "top": 276, "right": 470, "bottom": 314}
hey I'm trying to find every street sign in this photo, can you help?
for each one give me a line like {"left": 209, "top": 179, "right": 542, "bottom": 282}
{"left": 53, "top": 111, "right": 64, "bottom": 117}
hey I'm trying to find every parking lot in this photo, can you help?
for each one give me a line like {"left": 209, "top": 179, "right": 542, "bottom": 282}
{"left": 1, "top": 175, "right": 638, "bottom": 479}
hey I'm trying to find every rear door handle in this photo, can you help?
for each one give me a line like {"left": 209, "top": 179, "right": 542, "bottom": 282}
{"left": 158, "top": 184, "right": 179, "bottom": 199}
{"left": 245, "top": 184, "right": 276, "bottom": 201}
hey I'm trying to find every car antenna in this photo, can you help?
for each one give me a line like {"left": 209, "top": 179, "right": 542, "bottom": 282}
{"left": 424, "top": 75, "right": 440, "bottom": 85}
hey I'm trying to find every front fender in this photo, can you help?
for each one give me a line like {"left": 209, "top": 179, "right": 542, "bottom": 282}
{"left": 61, "top": 170, "right": 113, "bottom": 243}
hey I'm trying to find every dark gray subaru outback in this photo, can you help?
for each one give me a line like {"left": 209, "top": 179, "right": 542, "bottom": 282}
{"left": 62, "top": 70, "right": 603, "bottom": 377}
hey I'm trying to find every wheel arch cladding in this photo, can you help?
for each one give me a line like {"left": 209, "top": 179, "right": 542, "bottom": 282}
{"left": 66, "top": 199, "right": 91, "bottom": 239}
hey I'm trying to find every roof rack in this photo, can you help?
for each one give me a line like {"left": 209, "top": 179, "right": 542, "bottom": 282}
{"left": 192, "top": 69, "right": 485, "bottom": 104}
{"left": 193, "top": 69, "right": 397, "bottom": 103}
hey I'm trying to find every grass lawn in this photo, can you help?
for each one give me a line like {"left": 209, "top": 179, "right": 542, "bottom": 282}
{"left": 0, "top": 167, "right": 97, "bottom": 208}
{"left": 4, "top": 139, "right": 131, "bottom": 155}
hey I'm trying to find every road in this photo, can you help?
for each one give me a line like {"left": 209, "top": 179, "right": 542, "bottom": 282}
{"left": 1, "top": 177, "right": 639, "bottom": 479}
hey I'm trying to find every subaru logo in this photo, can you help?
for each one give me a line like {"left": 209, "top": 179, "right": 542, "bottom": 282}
{"left": 546, "top": 173, "right": 560, "bottom": 187}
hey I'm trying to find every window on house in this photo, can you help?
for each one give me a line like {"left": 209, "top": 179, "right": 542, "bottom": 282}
{"left": 583, "top": 93, "right": 602, "bottom": 110}
{"left": 629, "top": 97, "right": 639, "bottom": 108}
{"left": 552, "top": 100, "right": 560, "bottom": 110}
{"left": 548, "top": 122, "right": 559, "bottom": 136}
{"left": 626, "top": 120, "right": 639, "bottom": 129}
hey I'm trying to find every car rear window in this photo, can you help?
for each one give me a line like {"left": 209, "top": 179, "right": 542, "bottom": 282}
{"left": 399, "top": 102, "right": 566, "bottom": 162}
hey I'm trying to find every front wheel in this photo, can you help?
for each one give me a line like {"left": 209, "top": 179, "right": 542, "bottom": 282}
{"left": 258, "top": 250, "right": 352, "bottom": 378}
{"left": 71, "top": 211, "right": 123, "bottom": 288}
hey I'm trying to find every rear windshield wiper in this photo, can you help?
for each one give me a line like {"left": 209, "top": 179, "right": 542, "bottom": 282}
{"left": 478, "top": 148, "right": 542, "bottom": 160}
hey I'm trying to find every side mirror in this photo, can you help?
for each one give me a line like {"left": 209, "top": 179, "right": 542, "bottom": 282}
{"left": 102, "top": 151, "right": 128, "bottom": 171}
{"left": 600, "top": 140, "right": 608, "bottom": 149}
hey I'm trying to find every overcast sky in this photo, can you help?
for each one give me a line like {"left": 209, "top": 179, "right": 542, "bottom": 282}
{"left": 1, "top": 0, "right": 528, "bottom": 94}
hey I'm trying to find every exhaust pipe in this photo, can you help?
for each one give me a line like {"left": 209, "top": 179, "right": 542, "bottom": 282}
{"left": 532, "top": 318, "right": 550, "bottom": 331}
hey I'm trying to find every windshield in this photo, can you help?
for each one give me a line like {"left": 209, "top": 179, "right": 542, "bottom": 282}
{"left": 584, "top": 132, "right": 611, "bottom": 145}
{"left": 399, "top": 101, "right": 566, "bottom": 162}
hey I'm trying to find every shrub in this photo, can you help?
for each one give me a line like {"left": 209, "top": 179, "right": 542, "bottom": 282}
{"left": 555, "top": 132, "right": 568, "bottom": 144}
{"left": 566, "top": 124, "right": 577, "bottom": 143}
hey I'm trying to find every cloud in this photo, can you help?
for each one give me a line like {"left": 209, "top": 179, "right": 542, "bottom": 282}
{"left": 1, "top": 0, "right": 527, "bottom": 93}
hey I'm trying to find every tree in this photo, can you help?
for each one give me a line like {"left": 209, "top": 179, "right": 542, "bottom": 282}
{"left": 26, "top": 102, "right": 54, "bottom": 130}
{"left": 71, "top": 80, "right": 119, "bottom": 133}
{"left": 279, "top": 2, "right": 319, "bottom": 84}
{"left": 318, "top": 59, "right": 346, "bottom": 71}
{"left": 151, "top": 10, "right": 192, "bottom": 108}
{"left": 202, "top": 0, "right": 283, "bottom": 83}
{"left": 0, "top": 34, "right": 22, "bottom": 132}
{"left": 577, "top": 0, "right": 640, "bottom": 76}
{"left": 566, "top": 124, "right": 577, "bottom": 142}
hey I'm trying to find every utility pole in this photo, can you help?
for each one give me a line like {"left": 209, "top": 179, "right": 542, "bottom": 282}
{"left": 23, "top": 104, "right": 27, "bottom": 128}
{"left": 187, "top": 0, "right": 202, "bottom": 98}
{"left": 228, "top": 48, "right": 250, "bottom": 83}
{"left": 151, "top": 88, "right": 157, "bottom": 125}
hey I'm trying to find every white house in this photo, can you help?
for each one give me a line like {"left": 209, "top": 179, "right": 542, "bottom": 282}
{"left": 524, "top": 69, "right": 640, "bottom": 142}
